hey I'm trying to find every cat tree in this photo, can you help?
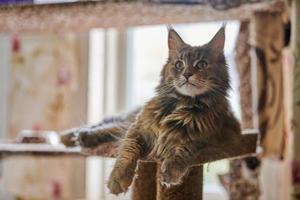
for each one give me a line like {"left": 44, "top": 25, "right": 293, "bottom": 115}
{"left": 0, "top": 0, "right": 296, "bottom": 199}
{"left": 0, "top": 130, "right": 257, "bottom": 200}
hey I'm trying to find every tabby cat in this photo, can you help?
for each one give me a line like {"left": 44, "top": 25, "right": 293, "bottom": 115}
{"left": 62, "top": 25, "right": 241, "bottom": 195}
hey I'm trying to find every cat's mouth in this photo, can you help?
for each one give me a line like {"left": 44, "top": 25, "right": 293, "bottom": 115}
{"left": 175, "top": 80, "right": 207, "bottom": 97}
{"left": 178, "top": 81, "right": 197, "bottom": 88}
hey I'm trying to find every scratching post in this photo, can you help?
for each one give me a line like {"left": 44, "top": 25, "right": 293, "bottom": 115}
{"left": 157, "top": 165, "right": 203, "bottom": 200}
{"left": 132, "top": 161, "right": 157, "bottom": 200}
{"left": 132, "top": 162, "right": 203, "bottom": 200}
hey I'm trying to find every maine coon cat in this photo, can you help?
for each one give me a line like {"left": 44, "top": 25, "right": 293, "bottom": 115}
{"left": 62, "top": 25, "right": 241, "bottom": 195}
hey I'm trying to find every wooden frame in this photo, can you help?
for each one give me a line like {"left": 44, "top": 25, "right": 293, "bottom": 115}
{"left": 0, "top": 1, "right": 283, "bottom": 33}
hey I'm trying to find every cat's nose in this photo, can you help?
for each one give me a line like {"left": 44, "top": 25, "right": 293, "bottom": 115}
{"left": 183, "top": 73, "right": 192, "bottom": 80}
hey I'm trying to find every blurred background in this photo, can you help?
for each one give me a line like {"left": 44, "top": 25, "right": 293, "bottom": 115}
{"left": 0, "top": 0, "right": 296, "bottom": 199}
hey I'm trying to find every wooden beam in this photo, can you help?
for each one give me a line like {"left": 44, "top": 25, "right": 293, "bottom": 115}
{"left": 0, "top": 131, "right": 257, "bottom": 161}
{"left": 194, "top": 133, "right": 257, "bottom": 164}
{"left": 291, "top": 0, "right": 300, "bottom": 198}
{"left": 279, "top": 47, "right": 293, "bottom": 200}
{"left": 0, "top": 143, "right": 82, "bottom": 158}
{"left": 236, "top": 21, "right": 253, "bottom": 129}
{"left": 250, "top": 11, "right": 285, "bottom": 157}
{"left": 222, "top": 21, "right": 261, "bottom": 200}
{"left": 292, "top": 0, "right": 300, "bottom": 160}
{"left": 0, "top": 1, "right": 284, "bottom": 33}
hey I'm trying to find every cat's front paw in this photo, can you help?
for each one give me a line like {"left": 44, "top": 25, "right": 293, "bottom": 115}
{"left": 107, "top": 176, "right": 131, "bottom": 195}
{"left": 107, "top": 162, "right": 136, "bottom": 195}
{"left": 60, "top": 128, "right": 78, "bottom": 147}
{"left": 160, "top": 160, "right": 187, "bottom": 186}
{"left": 78, "top": 128, "right": 100, "bottom": 148}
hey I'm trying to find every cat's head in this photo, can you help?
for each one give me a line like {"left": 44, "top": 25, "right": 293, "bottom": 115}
{"left": 159, "top": 26, "right": 230, "bottom": 98}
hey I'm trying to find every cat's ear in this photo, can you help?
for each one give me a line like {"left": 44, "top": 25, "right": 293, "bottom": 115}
{"left": 207, "top": 25, "right": 225, "bottom": 53}
{"left": 168, "top": 26, "right": 185, "bottom": 58}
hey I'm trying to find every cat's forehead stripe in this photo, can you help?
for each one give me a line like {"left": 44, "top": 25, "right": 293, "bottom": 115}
{"left": 179, "top": 48, "right": 204, "bottom": 61}
{"left": 180, "top": 50, "right": 187, "bottom": 59}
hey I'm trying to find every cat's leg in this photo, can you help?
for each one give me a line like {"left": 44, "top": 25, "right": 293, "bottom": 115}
{"left": 159, "top": 113, "right": 241, "bottom": 185}
{"left": 160, "top": 147, "right": 196, "bottom": 185}
{"left": 77, "top": 121, "right": 130, "bottom": 147}
{"left": 60, "top": 108, "right": 140, "bottom": 147}
{"left": 61, "top": 117, "right": 129, "bottom": 147}
{"left": 159, "top": 142, "right": 202, "bottom": 186}
{"left": 107, "top": 125, "right": 149, "bottom": 194}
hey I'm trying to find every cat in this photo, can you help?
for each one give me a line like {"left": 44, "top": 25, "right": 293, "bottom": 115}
{"left": 61, "top": 25, "right": 241, "bottom": 195}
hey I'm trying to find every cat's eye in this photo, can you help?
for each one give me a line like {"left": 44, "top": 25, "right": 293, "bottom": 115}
{"left": 175, "top": 61, "right": 184, "bottom": 71}
{"left": 195, "top": 60, "right": 208, "bottom": 69}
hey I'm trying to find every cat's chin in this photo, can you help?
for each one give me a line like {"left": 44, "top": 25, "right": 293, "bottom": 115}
{"left": 175, "top": 84, "right": 206, "bottom": 97}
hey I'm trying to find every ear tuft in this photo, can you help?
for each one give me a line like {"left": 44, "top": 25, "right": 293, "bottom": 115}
{"left": 208, "top": 25, "right": 226, "bottom": 52}
{"left": 167, "top": 24, "right": 174, "bottom": 31}
{"left": 168, "top": 26, "right": 185, "bottom": 58}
